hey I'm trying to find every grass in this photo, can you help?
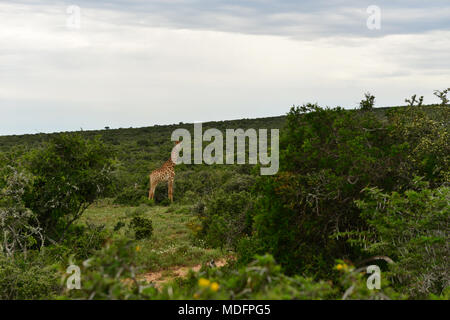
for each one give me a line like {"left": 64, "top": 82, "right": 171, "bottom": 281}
{"left": 81, "top": 201, "right": 227, "bottom": 277}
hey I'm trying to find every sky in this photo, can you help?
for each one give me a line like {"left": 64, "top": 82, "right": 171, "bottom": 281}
{"left": 0, "top": 0, "right": 449, "bottom": 135}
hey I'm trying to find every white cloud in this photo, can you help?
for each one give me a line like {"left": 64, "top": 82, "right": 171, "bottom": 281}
{"left": 0, "top": 1, "right": 449, "bottom": 135}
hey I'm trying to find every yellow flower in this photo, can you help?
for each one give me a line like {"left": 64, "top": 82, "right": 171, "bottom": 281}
{"left": 135, "top": 245, "right": 141, "bottom": 252}
{"left": 198, "top": 278, "right": 210, "bottom": 287}
{"left": 210, "top": 282, "right": 220, "bottom": 292}
{"left": 336, "top": 263, "right": 349, "bottom": 272}
{"left": 193, "top": 293, "right": 200, "bottom": 299}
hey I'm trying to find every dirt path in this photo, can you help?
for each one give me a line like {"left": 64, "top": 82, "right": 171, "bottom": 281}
{"left": 138, "top": 259, "right": 228, "bottom": 288}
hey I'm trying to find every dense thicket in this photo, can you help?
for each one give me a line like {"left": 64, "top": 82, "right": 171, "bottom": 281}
{"left": 238, "top": 104, "right": 449, "bottom": 290}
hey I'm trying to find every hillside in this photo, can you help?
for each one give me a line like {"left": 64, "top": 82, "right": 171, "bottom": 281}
{"left": 0, "top": 114, "right": 287, "bottom": 205}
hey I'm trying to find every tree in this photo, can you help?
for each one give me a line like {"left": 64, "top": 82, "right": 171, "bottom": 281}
{"left": 24, "top": 134, "right": 114, "bottom": 242}
{"left": 359, "top": 92, "right": 375, "bottom": 111}
{"left": 405, "top": 94, "right": 424, "bottom": 107}
{"left": 247, "top": 102, "right": 448, "bottom": 278}
{"left": 248, "top": 104, "right": 406, "bottom": 276}
{"left": 433, "top": 88, "right": 450, "bottom": 106}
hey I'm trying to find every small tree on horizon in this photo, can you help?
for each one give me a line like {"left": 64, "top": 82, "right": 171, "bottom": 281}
{"left": 359, "top": 92, "right": 375, "bottom": 111}
{"left": 433, "top": 88, "right": 450, "bottom": 106}
{"left": 405, "top": 94, "right": 424, "bottom": 107}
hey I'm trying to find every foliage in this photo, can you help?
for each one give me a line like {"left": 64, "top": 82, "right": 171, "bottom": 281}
{"left": 433, "top": 88, "right": 450, "bottom": 105}
{"left": 0, "top": 101, "right": 448, "bottom": 300}
{"left": 129, "top": 216, "right": 153, "bottom": 240}
{"left": 61, "top": 238, "right": 142, "bottom": 300}
{"left": 248, "top": 103, "right": 405, "bottom": 276}
{"left": 23, "top": 134, "right": 115, "bottom": 242}
{"left": 0, "top": 252, "right": 59, "bottom": 299}
{"left": 405, "top": 94, "right": 424, "bottom": 107}
{"left": 245, "top": 102, "right": 449, "bottom": 280}
{"left": 60, "top": 248, "right": 335, "bottom": 300}
{"left": 56, "top": 242, "right": 403, "bottom": 300}
{"left": 359, "top": 92, "right": 375, "bottom": 111}
{"left": 113, "top": 186, "right": 148, "bottom": 206}
{"left": 195, "top": 190, "right": 254, "bottom": 249}
{"left": 0, "top": 116, "right": 285, "bottom": 206}
{"left": 387, "top": 105, "right": 449, "bottom": 185}
{"left": 355, "top": 183, "right": 449, "bottom": 298}
{"left": 61, "top": 224, "right": 110, "bottom": 260}
{"left": 147, "top": 255, "right": 398, "bottom": 300}
{"left": 0, "top": 166, "right": 44, "bottom": 256}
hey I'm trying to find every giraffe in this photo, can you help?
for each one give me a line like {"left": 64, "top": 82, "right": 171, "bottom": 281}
{"left": 148, "top": 141, "right": 182, "bottom": 202}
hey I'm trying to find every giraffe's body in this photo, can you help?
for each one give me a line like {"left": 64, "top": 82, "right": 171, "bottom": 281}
{"left": 148, "top": 142, "right": 181, "bottom": 202}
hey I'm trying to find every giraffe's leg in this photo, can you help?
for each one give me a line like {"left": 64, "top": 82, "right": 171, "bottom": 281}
{"left": 150, "top": 183, "right": 157, "bottom": 200}
{"left": 149, "top": 177, "right": 157, "bottom": 200}
{"left": 148, "top": 176, "right": 153, "bottom": 200}
{"left": 168, "top": 178, "right": 174, "bottom": 202}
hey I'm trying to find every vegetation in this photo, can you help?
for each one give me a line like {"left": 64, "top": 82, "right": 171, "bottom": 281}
{"left": 0, "top": 92, "right": 448, "bottom": 300}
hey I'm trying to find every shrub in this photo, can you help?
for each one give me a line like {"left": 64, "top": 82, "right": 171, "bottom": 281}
{"left": 354, "top": 183, "right": 449, "bottom": 298}
{"left": 405, "top": 94, "right": 424, "bottom": 107}
{"left": 62, "top": 238, "right": 142, "bottom": 300}
{"left": 247, "top": 103, "right": 449, "bottom": 278}
{"left": 222, "top": 174, "right": 256, "bottom": 193}
{"left": 114, "top": 186, "right": 148, "bottom": 206}
{"left": 24, "top": 134, "right": 114, "bottom": 242}
{"left": 0, "top": 166, "right": 44, "bottom": 256}
{"left": 113, "top": 221, "right": 126, "bottom": 232}
{"left": 129, "top": 216, "right": 153, "bottom": 240}
{"left": 61, "top": 223, "right": 110, "bottom": 260}
{"left": 359, "top": 92, "right": 375, "bottom": 111}
{"left": 387, "top": 105, "right": 449, "bottom": 185}
{"left": 149, "top": 254, "right": 400, "bottom": 300}
{"left": 433, "top": 88, "right": 450, "bottom": 105}
{"left": 0, "top": 252, "right": 60, "bottom": 299}
{"left": 249, "top": 104, "right": 406, "bottom": 276}
{"left": 196, "top": 190, "right": 254, "bottom": 249}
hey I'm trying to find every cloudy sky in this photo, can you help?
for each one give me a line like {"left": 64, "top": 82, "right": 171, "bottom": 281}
{"left": 0, "top": 0, "right": 449, "bottom": 135}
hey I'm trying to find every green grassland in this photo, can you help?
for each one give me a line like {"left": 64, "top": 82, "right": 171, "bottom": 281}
{"left": 81, "top": 202, "right": 226, "bottom": 277}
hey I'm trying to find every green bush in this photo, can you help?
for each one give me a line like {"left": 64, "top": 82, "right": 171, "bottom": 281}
{"left": 247, "top": 103, "right": 449, "bottom": 279}
{"left": 359, "top": 92, "right": 375, "bottom": 111}
{"left": 58, "top": 242, "right": 402, "bottom": 300}
{"left": 0, "top": 252, "right": 60, "bottom": 299}
{"left": 387, "top": 105, "right": 449, "bottom": 185}
{"left": 61, "top": 224, "right": 110, "bottom": 260}
{"left": 195, "top": 190, "right": 254, "bottom": 249}
{"left": 129, "top": 216, "right": 153, "bottom": 240}
{"left": 144, "top": 254, "right": 401, "bottom": 300}
{"left": 114, "top": 186, "right": 148, "bottom": 206}
{"left": 354, "top": 182, "right": 449, "bottom": 298}
{"left": 0, "top": 166, "right": 44, "bottom": 256}
{"left": 249, "top": 104, "right": 405, "bottom": 276}
{"left": 23, "top": 134, "right": 114, "bottom": 242}
{"left": 62, "top": 238, "right": 142, "bottom": 300}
